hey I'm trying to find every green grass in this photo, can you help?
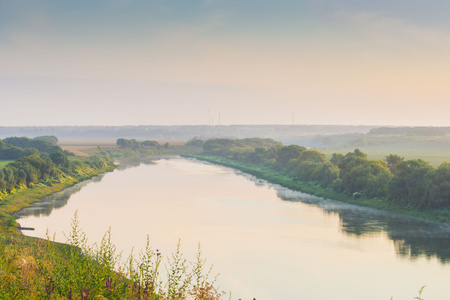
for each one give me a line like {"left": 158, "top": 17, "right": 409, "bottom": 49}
{"left": 0, "top": 160, "right": 14, "bottom": 170}
{"left": 0, "top": 213, "right": 225, "bottom": 299}
{"left": 323, "top": 144, "right": 449, "bottom": 167}
{"left": 318, "top": 136, "right": 450, "bottom": 167}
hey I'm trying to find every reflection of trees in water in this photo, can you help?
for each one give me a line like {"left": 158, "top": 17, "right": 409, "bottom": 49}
{"left": 14, "top": 157, "right": 158, "bottom": 219}
{"left": 15, "top": 174, "right": 106, "bottom": 218}
{"left": 275, "top": 186, "right": 450, "bottom": 263}
{"left": 115, "top": 157, "right": 157, "bottom": 171}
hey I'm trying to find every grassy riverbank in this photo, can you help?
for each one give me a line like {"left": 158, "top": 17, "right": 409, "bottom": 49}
{"left": 0, "top": 214, "right": 224, "bottom": 299}
{"left": 187, "top": 154, "right": 450, "bottom": 223}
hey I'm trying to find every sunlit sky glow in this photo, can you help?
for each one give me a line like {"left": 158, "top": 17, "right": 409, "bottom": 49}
{"left": 1, "top": 0, "right": 449, "bottom": 126}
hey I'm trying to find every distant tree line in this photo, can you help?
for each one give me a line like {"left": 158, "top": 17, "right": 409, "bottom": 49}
{"left": 116, "top": 138, "right": 169, "bottom": 150}
{"left": 202, "top": 138, "right": 450, "bottom": 210}
{"left": 0, "top": 137, "right": 113, "bottom": 198}
{"left": 368, "top": 127, "right": 448, "bottom": 136}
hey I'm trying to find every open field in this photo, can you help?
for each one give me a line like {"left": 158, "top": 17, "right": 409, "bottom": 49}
{"left": 0, "top": 160, "right": 13, "bottom": 169}
{"left": 59, "top": 139, "right": 188, "bottom": 156}
{"left": 322, "top": 140, "right": 450, "bottom": 167}
{"left": 283, "top": 135, "right": 450, "bottom": 167}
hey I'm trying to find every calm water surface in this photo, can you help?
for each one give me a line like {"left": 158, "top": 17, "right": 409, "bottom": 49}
{"left": 16, "top": 157, "right": 450, "bottom": 300}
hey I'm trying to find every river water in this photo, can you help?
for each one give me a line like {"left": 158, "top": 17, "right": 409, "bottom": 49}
{"left": 15, "top": 157, "right": 450, "bottom": 300}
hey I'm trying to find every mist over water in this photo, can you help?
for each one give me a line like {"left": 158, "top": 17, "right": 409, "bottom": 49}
{"left": 16, "top": 157, "right": 450, "bottom": 300}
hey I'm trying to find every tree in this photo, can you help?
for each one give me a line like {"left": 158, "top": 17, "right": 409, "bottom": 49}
{"left": 275, "top": 145, "right": 305, "bottom": 167}
{"left": 385, "top": 154, "right": 404, "bottom": 175}
{"left": 330, "top": 153, "right": 344, "bottom": 166}
{"left": 423, "top": 162, "right": 450, "bottom": 208}
{"left": 50, "top": 151, "right": 70, "bottom": 168}
{"left": 185, "top": 138, "right": 204, "bottom": 147}
{"left": 116, "top": 138, "right": 129, "bottom": 148}
{"left": 142, "top": 140, "right": 160, "bottom": 147}
{"left": 389, "top": 159, "right": 433, "bottom": 207}
{"left": 298, "top": 150, "right": 326, "bottom": 163}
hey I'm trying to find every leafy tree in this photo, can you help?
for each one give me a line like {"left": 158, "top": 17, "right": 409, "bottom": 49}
{"left": 330, "top": 153, "right": 344, "bottom": 166}
{"left": 116, "top": 138, "right": 129, "bottom": 148}
{"left": 337, "top": 149, "right": 391, "bottom": 197}
{"left": 3, "top": 136, "right": 61, "bottom": 153}
{"left": 298, "top": 150, "right": 326, "bottom": 163}
{"left": 275, "top": 145, "right": 305, "bottom": 167}
{"left": 389, "top": 159, "right": 433, "bottom": 207}
{"left": 317, "top": 162, "right": 340, "bottom": 187}
{"left": 385, "top": 154, "right": 404, "bottom": 175}
{"left": 246, "top": 147, "right": 277, "bottom": 164}
{"left": 50, "top": 151, "right": 70, "bottom": 169}
{"left": 185, "top": 138, "right": 204, "bottom": 147}
{"left": 423, "top": 162, "right": 450, "bottom": 208}
{"left": 142, "top": 140, "right": 160, "bottom": 147}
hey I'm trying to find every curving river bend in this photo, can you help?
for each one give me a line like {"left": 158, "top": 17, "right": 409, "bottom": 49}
{"left": 15, "top": 157, "right": 450, "bottom": 300}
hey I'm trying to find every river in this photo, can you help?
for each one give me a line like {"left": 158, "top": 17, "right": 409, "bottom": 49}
{"left": 15, "top": 157, "right": 450, "bottom": 300}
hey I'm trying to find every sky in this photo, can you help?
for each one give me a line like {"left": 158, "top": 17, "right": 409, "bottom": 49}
{"left": 1, "top": 0, "right": 449, "bottom": 126}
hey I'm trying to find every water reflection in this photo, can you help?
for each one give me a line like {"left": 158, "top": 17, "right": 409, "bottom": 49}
{"left": 15, "top": 156, "right": 450, "bottom": 264}
{"left": 14, "top": 157, "right": 156, "bottom": 218}
{"left": 115, "top": 157, "right": 158, "bottom": 171}
{"left": 15, "top": 157, "right": 450, "bottom": 299}
{"left": 15, "top": 174, "right": 105, "bottom": 218}
{"left": 275, "top": 187, "right": 450, "bottom": 263}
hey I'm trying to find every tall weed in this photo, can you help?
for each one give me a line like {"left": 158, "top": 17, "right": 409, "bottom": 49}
{"left": 1, "top": 212, "right": 226, "bottom": 299}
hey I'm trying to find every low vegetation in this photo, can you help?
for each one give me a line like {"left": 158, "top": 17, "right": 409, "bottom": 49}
{"left": 0, "top": 213, "right": 225, "bottom": 299}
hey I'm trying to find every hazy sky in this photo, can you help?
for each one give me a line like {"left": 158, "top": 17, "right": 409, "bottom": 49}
{"left": 1, "top": 0, "right": 449, "bottom": 126}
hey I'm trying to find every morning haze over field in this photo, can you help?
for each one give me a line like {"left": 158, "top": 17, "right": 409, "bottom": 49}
{"left": 2, "top": 1, "right": 450, "bottom": 300}
{"left": 1, "top": 0, "right": 449, "bottom": 126}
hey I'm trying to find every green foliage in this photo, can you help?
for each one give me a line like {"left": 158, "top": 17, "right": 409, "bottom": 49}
{"left": 33, "top": 135, "right": 58, "bottom": 145}
{"left": 185, "top": 138, "right": 205, "bottom": 148}
{"left": 275, "top": 145, "right": 305, "bottom": 167}
{"left": 385, "top": 154, "right": 404, "bottom": 175}
{"left": 0, "top": 143, "right": 38, "bottom": 160}
{"left": 388, "top": 159, "right": 433, "bottom": 207}
{"left": 3, "top": 136, "right": 62, "bottom": 154}
{"left": 117, "top": 138, "right": 143, "bottom": 150}
{"left": 0, "top": 160, "right": 13, "bottom": 170}
{"left": 0, "top": 147, "right": 114, "bottom": 201}
{"left": 203, "top": 138, "right": 281, "bottom": 158}
{"left": 49, "top": 151, "right": 70, "bottom": 169}
{"left": 142, "top": 140, "right": 160, "bottom": 147}
{"left": 0, "top": 214, "right": 225, "bottom": 299}
{"left": 0, "top": 136, "right": 116, "bottom": 234}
